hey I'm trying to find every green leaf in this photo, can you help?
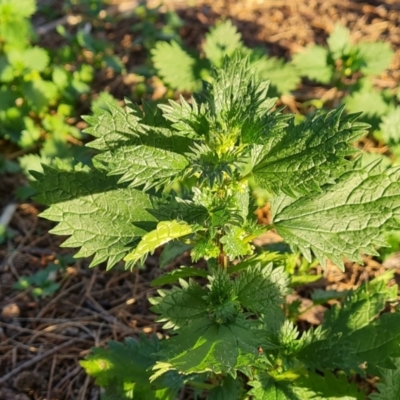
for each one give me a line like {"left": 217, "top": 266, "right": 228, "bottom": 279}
{"left": 151, "top": 266, "right": 208, "bottom": 287}
{"left": 191, "top": 238, "right": 220, "bottom": 262}
{"left": 369, "top": 357, "right": 400, "bottom": 400}
{"left": 349, "top": 313, "right": 400, "bottom": 377}
{"left": 327, "top": 24, "right": 351, "bottom": 59}
{"left": 8, "top": 47, "right": 49, "bottom": 72}
{"left": 159, "top": 241, "right": 192, "bottom": 268}
{"left": 0, "top": 0, "right": 35, "bottom": 46}
{"left": 31, "top": 162, "right": 157, "bottom": 269}
{"left": 220, "top": 226, "right": 253, "bottom": 260}
{"left": 204, "top": 20, "right": 244, "bottom": 68}
{"left": 81, "top": 335, "right": 181, "bottom": 400}
{"left": 299, "top": 273, "right": 399, "bottom": 374}
{"left": 208, "top": 375, "right": 243, "bottom": 400}
{"left": 159, "top": 95, "right": 209, "bottom": 139}
{"left": 253, "top": 55, "right": 301, "bottom": 95}
{"left": 151, "top": 41, "right": 200, "bottom": 91}
{"left": 206, "top": 57, "right": 275, "bottom": 136}
{"left": 251, "top": 107, "right": 368, "bottom": 196}
{"left": 0, "top": 0, "right": 36, "bottom": 18}
{"left": 125, "top": 220, "right": 194, "bottom": 264}
{"left": 84, "top": 102, "right": 191, "bottom": 190}
{"left": 356, "top": 42, "right": 394, "bottom": 76}
{"left": 154, "top": 317, "right": 259, "bottom": 376}
{"left": 235, "top": 263, "right": 289, "bottom": 315}
{"left": 95, "top": 144, "right": 189, "bottom": 190}
{"left": 272, "top": 161, "right": 400, "bottom": 268}
{"left": 150, "top": 280, "right": 207, "bottom": 329}
{"left": 21, "top": 79, "right": 58, "bottom": 113}
{"left": 323, "top": 270, "right": 396, "bottom": 336}
{"left": 380, "top": 107, "right": 400, "bottom": 146}
{"left": 293, "top": 45, "right": 333, "bottom": 84}
{"left": 247, "top": 375, "right": 297, "bottom": 400}
{"left": 84, "top": 101, "right": 191, "bottom": 154}
{"left": 293, "top": 371, "right": 365, "bottom": 399}
{"left": 345, "top": 84, "right": 392, "bottom": 124}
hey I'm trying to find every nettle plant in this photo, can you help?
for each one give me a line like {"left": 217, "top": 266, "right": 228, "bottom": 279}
{"left": 293, "top": 23, "right": 394, "bottom": 88}
{"left": 152, "top": 19, "right": 300, "bottom": 96}
{"left": 33, "top": 58, "right": 400, "bottom": 399}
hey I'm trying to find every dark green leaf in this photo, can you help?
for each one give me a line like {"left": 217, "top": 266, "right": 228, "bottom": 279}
{"left": 31, "top": 162, "right": 157, "bottom": 269}
{"left": 272, "top": 161, "right": 400, "bottom": 268}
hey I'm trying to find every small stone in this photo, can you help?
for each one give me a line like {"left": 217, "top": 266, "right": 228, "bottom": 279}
{"left": 2, "top": 303, "right": 20, "bottom": 319}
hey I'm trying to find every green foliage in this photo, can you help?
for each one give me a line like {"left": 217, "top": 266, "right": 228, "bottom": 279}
{"left": 0, "top": 0, "right": 123, "bottom": 182}
{"left": 12, "top": 255, "right": 73, "bottom": 298}
{"left": 81, "top": 335, "right": 183, "bottom": 400}
{"left": 293, "top": 23, "right": 394, "bottom": 86}
{"left": 34, "top": 56, "right": 400, "bottom": 398}
{"left": 151, "top": 19, "right": 300, "bottom": 96}
{"left": 31, "top": 162, "right": 157, "bottom": 270}
{"left": 369, "top": 358, "right": 400, "bottom": 400}
{"left": 272, "top": 160, "right": 400, "bottom": 268}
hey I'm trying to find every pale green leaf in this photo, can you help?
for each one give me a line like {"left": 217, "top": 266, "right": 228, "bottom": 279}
{"left": 151, "top": 41, "right": 200, "bottom": 92}
{"left": 369, "top": 358, "right": 400, "bottom": 400}
{"left": 31, "top": 163, "right": 157, "bottom": 269}
{"left": 21, "top": 79, "right": 58, "bottom": 112}
{"left": 22, "top": 47, "right": 50, "bottom": 72}
{"left": 0, "top": 0, "right": 36, "bottom": 17}
{"left": 272, "top": 161, "right": 400, "bottom": 268}
{"left": 380, "top": 107, "right": 400, "bottom": 145}
{"left": 251, "top": 107, "right": 368, "bottom": 196}
{"left": 0, "top": 0, "right": 35, "bottom": 46}
{"left": 204, "top": 20, "right": 244, "bottom": 68}
{"left": 253, "top": 55, "right": 301, "bottom": 95}
{"left": 357, "top": 42, "right": 394, "bottom": 76}
{"left": 327, "top": 24, "right": 351, "bottom": 59}
{"left": 7, "top": 47, "right": 49, "bottom": 72}
{"left": 220, "top": 226, "right": 253, "bottom": 260}
{"left": 345, "top": 86, "right": 392, "bottom": 122}
{"left": 125, "top": 221, "right": 193, "bottom": 264}
{"left": 191, "top": 238, "right": 220, "bottom": 262}
{"left": 293, "top": 45, "right": 333, "bottom": 84}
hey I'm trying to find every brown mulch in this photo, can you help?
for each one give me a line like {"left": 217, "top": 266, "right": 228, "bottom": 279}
{"left": 1, "top": 0, "right": 400, "bottom": 399}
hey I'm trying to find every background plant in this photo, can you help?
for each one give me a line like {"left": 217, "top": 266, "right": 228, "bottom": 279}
{"left": 292, "top": 23, "right": 394, "bottom": 88}
{"left": 0, "top": 0, "right": 124, "bottom": 182}
{"left": 31, "top": 56, "right": 400, "bottom": 399}
{"left": 152, "top": 19, "right": 300, "bottom": 96}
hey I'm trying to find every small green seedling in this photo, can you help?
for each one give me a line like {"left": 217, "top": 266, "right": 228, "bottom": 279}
{"left": 152, "top": 19, "right": 300, "bottom": 96}
{"left": 13, "top": 255, "right": 73, "bottom": 299}
{"left": 293, "top": 24, "right": 394, "bottom": 87}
